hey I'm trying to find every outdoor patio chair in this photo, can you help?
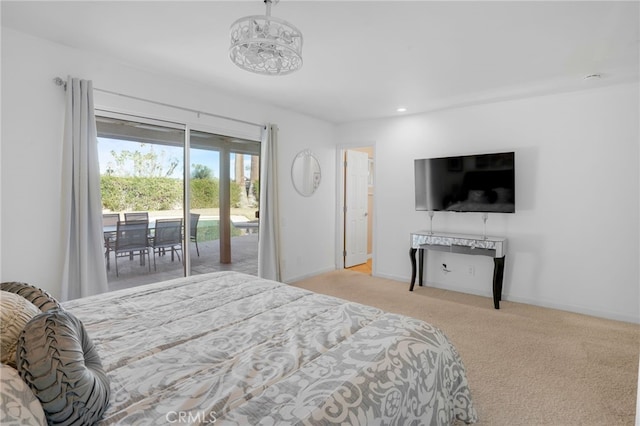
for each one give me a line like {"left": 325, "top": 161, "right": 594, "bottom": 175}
{"left": 124, "top": 212, "right": 150, "bottom": 258}
{"left": 124, "top": 212, "right": 149, "bottom": 222}
{"left": 190, "top": 213, "right": 200, "bottom": 257}
{"left": 103, "top": 213, "right": 120, "bottom": 270}
{"left": 114, "top": 220, "right": 151, "bottom": 277}
{"left": 152, "top": 218, "right": 183, "bottom": 270}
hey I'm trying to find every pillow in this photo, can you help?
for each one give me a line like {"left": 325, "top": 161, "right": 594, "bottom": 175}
{"left": 0, "top": 282, "right": 61, "bottom": 312}
{"left": 0, "top": 291, "right": 41, "bottom": 368}
{"left": 467, "top": 189, "right": 487, "bottom": 203}
{"left": 0, "top": 363, "right": 47, "bottom": 425}
{"left": 493, "top": 187, "right": 513, "bottom": 203}
{"left": 16, "top": 310, "right": 110, "bottom": 425}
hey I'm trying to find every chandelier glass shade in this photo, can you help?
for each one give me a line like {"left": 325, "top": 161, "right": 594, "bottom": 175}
{"left": 229, "top": 0, "right": 303, "bottom": 76}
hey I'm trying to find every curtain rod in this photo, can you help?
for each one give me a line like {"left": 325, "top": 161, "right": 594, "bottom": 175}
{"left": 53, "top": 77, "right": 264, "bottom": 129}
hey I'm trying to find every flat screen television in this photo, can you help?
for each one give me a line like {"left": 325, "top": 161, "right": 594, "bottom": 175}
{"left": 415, "top": 152, "right": 515, "bottom": 213}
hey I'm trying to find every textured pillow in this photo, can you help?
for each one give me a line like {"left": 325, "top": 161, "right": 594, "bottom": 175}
{"left": 0, "top": 291, "right": 41, "bottom": 368}
{"left": 0, "top": 363, "right": 47, "bottom": 425}
{"left": 16, "top": 310, "right": 110, "bottom": 425}
{"left": 468, "top": 189, "right": 488, "bottom": 203}
{"left": 1, "top": 282, "right": 61, "bottom": 312}
{"left": 493, "top": 187, "right": 513, "bottom": 203}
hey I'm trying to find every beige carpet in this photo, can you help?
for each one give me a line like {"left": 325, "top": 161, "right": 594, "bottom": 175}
{"left": 290, "top": 270, "right": 640, "bottom": 425}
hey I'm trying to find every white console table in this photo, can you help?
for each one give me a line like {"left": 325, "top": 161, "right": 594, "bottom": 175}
{"left": 409, "top": 231, "right": 507, "bottom": 309}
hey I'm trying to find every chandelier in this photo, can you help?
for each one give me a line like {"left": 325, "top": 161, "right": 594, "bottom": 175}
{"left": 229, "top": 0, "right": 303, "bottom": 76}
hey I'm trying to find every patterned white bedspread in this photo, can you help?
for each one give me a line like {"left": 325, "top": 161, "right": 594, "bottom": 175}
{"left": 63, "top": 271, "right": 477, "bottom": 425}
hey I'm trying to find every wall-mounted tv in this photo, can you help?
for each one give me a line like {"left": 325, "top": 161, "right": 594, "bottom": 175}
{"left": 415, "top": 152, "right": 515, "bottom": 213}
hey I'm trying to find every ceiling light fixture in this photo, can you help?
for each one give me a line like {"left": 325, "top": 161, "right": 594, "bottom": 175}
{"left": 229, "top": 0, "right": 303, "bottom": 76}
{"left": 396, "top": 107, "right": 407, "bottom": 113}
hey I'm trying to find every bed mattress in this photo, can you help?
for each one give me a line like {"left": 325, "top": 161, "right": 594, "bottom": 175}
{"left": 62, "top": 271, "right": 477, "bottom": 425}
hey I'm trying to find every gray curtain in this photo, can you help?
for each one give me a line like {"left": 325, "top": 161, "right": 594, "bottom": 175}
{"left": 60, "top": 77, "right": 108, "bottom": 300}
{"left": 258, "top": 124, "right": 281, "bottom": 281}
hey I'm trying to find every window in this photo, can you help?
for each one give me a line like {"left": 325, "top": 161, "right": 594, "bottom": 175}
{"left": 96, "top": 114, "right": 260, "bottom": 289}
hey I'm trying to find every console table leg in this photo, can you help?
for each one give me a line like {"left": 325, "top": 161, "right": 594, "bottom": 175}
{"left": 492, "top": 256, "right": 505, "bottom": 309}
{"left": 418, "top": 248, "right": 424, "bottom": 286}
{"left": 409, "top": 248, "right": 417, "bottom": 291}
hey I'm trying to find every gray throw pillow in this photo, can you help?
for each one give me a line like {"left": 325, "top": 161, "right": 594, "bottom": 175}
{"left": 16, "top": 310, "right": 110, "bottom": 426}
{"left": 0, "top": 282, "right": 61, "bottom": 312}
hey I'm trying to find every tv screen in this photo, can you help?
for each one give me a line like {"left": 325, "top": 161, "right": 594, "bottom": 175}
{"left": 415, "top": 152, "right": 515, "bottom": 213}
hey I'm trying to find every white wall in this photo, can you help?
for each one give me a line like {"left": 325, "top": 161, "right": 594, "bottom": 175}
{"left": 1, "top": 28, "right": 336, "bottom": 298}
{"left": 2, "top": 28, "right": 638, "bottom": 324}
{"left": 337, "top": 83, "right": 639, "bottom": 323}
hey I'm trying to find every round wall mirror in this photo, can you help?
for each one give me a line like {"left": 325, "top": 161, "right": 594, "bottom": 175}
{"left": 291, "top": 149, "right": 321, "bottom": 197}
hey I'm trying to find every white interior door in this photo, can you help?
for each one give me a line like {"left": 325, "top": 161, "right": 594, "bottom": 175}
{"left": 344, "top": 150, "right": 369, "bottom": 267}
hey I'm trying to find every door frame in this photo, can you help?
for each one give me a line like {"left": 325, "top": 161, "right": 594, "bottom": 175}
{"left": 335, "top": 143, "right": 376, "bottom": 272}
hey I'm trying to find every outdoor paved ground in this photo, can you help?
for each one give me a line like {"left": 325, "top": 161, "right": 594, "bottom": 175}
{"left": 106, "top": 233, "right": 258, "bottom": 292}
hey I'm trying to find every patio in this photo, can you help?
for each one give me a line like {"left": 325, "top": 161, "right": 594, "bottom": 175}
{"left": 106, "top": 233, "right": 258, "bottom": 292}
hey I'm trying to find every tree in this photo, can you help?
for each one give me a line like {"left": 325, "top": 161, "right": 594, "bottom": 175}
{"left": 250, "top": 155, "right": 259, "bottom": 184}
{"left": 234, "top": 154, "right": 245, "bottom": 186}
{"left": 109, "top": 143, "right": 179, "bottom": 178}
{"left": 192, "top": 164, "right": 213, "bottom": 180}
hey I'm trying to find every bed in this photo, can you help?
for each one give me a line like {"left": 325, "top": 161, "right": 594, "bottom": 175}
{"left": 2, "top": 271, "right": 477, "bottom": 425}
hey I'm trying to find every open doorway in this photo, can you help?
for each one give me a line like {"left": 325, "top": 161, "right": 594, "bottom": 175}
{"left": 341, "top": 147, "right": 374, "bottom": 275}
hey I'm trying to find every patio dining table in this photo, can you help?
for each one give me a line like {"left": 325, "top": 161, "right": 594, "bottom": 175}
{"left": 103, "top": 219, "right": 157, "bottom": 235}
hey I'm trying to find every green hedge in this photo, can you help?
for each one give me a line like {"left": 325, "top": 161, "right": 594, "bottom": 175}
{"left": 190, "top": 178, "right": 219, "bottom": 209}
{"left": 101, "top": 176, "right": 244, "bottom": 211}
{"left": 101, "top": 176, "right": 182, "bottom": 211}
{"left": 230, "top": 183, "right": 242, "bottom": 208}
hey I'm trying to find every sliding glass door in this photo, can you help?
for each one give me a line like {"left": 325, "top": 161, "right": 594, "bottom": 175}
{"left": 228, "top": 147, "right": 260, "bottom": 273}
{"left": 189, "top": 131, "right": 260, "bottom": 276}
{"left": 96, "top": 116, "right": 185, "bottom": 289}
{"left": 96, "top": 113, "right": 260, "bottom": 290}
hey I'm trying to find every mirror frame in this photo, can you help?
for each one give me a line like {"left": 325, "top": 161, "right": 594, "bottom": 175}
{"left": 291, "top": 149, "right": 321, "bottom": 197}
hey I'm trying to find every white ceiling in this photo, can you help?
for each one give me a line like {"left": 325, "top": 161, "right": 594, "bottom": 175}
{"left": 2, "top": 1, "right": 639, "bottom": 123}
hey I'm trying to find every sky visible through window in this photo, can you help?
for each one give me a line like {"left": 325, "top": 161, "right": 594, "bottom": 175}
{"left": 98, "top": 137, "right": 250, "bottom": 180}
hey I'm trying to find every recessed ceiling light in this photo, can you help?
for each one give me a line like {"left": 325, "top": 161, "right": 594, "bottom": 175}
{"left": 396, "top": 107, "right": 407, "bottom": 113}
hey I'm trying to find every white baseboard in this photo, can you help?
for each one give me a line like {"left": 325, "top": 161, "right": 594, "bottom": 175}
{"left": 373, "top": 272, "right": 409, "bottom": 283}
{"left": 284, "top": 266, "right": 336, "bottom": 284}
{"left": 504, "top": 294, "right": 640, "bottom": 324}
{"left": 363, "top": 272, "right": 640, "bottom": 324}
